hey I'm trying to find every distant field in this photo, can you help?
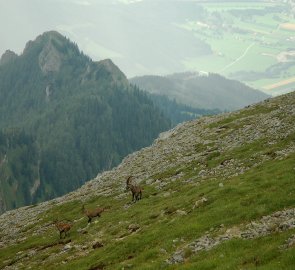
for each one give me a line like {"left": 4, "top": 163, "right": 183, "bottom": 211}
{"left": 280, "top": 23, "right": 295, "bottom": 31}
{"left": 180, "top": 1, "right": 295, "bottom": 95}
{"left": 204, "top": 2, "right": 277, "bottom": 11}
{"left": 263, "top": 77, "right": 295, "bottom": 90}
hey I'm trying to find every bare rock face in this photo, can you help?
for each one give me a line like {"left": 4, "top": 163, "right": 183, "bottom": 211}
{"left": 38, "top": 41, "right": 62, "bottom": 75}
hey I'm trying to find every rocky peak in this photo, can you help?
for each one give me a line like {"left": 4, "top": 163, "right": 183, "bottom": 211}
{"left": 80, "top": 59, "right": 129, "bottom": 87}
{"left": 97, "top": 59, "right": 123, "bottom": 74}
{"left": 95, "top": 59, "right": 128, "bottom": 84}
{"left": 0, "top": 50, "right": 18, "bottom": 66}
{"left": 22, "top": 31, "right": 80, "bottom": 75}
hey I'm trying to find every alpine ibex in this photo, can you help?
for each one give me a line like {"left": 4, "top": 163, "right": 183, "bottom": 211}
{"left": 82, "top": 205, "right": 105, "bottom": 224}
{"left": 54, "top": 220, "right": 72, "bottom": 239}
{"left": 126, "top": 176, "right": 143, "bottom": 202}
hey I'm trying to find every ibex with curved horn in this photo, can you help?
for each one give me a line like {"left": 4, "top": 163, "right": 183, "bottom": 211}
{"left": 126, "top": 176, "right": 143, "bottom": 202}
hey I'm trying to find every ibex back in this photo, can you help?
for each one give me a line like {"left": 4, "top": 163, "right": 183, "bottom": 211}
{"left": 82, "top": 205, "right": 105, "bottom": 223}
{"left": 54, "top": 221, "right": 72, "bottom": 239}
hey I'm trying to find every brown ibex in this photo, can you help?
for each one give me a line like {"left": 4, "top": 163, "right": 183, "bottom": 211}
{"left": 126, "top": 176, "right": 143, "bottom": 202}
{"left": 54, "top": 220, "right": 72, "bottom": 239}
{"left": 82, "top": 205, "right": 105, "bottom": 224}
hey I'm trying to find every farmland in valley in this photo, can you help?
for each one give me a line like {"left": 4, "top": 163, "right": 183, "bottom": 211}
{"left": 179, "top": 1, "right": 295, "bottom": 95}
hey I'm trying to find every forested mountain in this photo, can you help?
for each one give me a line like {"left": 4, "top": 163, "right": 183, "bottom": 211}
{"left": 0, "top": 31, "right": 171, "bottom": 213}
{"left": 130, "top": 72, "right": 270, "bottom": 111}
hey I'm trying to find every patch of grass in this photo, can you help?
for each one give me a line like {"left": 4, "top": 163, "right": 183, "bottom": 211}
{"left": 177, "top": 229, "right": 295, "bottom": 270}
{"left": 0, "top": 234, "right": 58, "bottom": 269}
{"left": 152, "top": 166, "right": 183, "bottom": 181}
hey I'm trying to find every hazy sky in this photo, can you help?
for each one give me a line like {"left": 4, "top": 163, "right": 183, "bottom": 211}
{"left": 0, "top": 0, "right": 135, "bottom": 58}
{"left": 0, "top": 0, "right": 204, "bottom": 77}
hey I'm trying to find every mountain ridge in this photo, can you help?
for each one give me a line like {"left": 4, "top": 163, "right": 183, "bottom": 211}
{"left": 130, "top": 72, "right": 270, "bottom": 110}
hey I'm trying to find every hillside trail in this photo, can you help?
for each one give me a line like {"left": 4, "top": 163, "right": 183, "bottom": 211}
{"left": 219, "top": 22, "right": 282, "bottom": 74}
{"left": 219, "top": 42, "right": 255, "bottom": 73}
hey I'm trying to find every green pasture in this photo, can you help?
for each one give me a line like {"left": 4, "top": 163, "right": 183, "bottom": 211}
{"left": 183, "top": 38, "right": 278, "bottom": 75}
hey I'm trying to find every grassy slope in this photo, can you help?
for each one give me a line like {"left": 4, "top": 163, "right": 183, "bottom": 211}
{"left": 1, "top": 92, "right": 295, "bottom": 269}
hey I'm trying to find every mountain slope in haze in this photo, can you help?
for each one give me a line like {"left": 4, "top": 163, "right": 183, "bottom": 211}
{"left": 0, "top": 31, "right": 171, "bottom": 213}
{"left": 1, "top": 90, "right": 295, "bottom": 269}
{"left": 130, "top": 72, "right": 270, "bottom": 111}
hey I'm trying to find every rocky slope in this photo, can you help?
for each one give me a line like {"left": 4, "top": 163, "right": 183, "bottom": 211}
{"left": 0, "top": 91, "right": 295, "bottom": 269}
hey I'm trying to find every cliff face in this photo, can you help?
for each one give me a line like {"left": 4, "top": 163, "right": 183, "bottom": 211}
{"left": 0, "top": 90, "right": 295, "bottom": 269}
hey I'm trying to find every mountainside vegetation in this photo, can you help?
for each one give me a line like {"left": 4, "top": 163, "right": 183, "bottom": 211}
{"left": 0, "top": 31, "right": 171, "bottom": 213}
{"left": 0, "top": 129, "right": 39, "bottom": 210}
{"left": 0, "top": 90, "right": 294, "bottom": 269}
{"left": 146, "top": 92, "right": 221, "bottom": 126}
{"left": 130, "top": 72, "right": 269, "bottom": 111}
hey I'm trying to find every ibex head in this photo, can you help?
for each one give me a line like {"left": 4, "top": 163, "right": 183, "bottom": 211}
{"left": 126, "top": 176, "right": 133, "bottom": 191}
